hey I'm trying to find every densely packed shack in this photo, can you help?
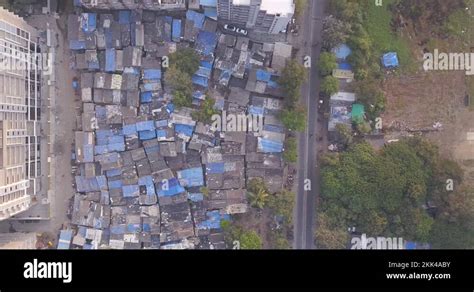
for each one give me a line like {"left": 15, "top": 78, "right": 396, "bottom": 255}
{"left": 66, "top": 6, "right": 291, "bottom": 249}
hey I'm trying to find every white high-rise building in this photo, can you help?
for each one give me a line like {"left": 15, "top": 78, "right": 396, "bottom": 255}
{"left": 0, "top": 7, "right": 41, "bottom": 221}
{"left": 217, "top": 0, "right": 295, "bottom": 34}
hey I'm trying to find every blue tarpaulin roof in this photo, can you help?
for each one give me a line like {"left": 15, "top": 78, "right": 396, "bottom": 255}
{"left": 196, "top": 31, "right": 218, "bottom": 56}
{"left": 123, "top": 124, "right": 137, "bottom": 136}
{"left": 119, "top": 11, "right": 131, "bottom": 24}
{"left": 188, "top": 193, "right": 204, "bottom": 202}
{"left": 83, "top": 145, "right": 94, "bottom": 163}
{"left": 156, "top": 119, "right": 169, "bottom": 128}
{"left": 249, "top": 105, "right": 264, "bottom": 116}
{"left": 195, "top": 66, "right": 212, "bottom": 78}
{"left": 200, "top": 0, "right": 217, "bottom": 6}
{"left": 105, "top": 48, "right": 116, "bottom": 72}
{"left": 258, "top": 138, "right": 284, "bottom": 153}
{"left": 140, "top": 91, "right": 153, "bottom": 103}
{"left": 136, "top": 120, "right": 155, "bottom": 132}
{"left": 166, "top": 103, "right": 175, "bottom": 113}
{"left": 382, "top": 52, "right": 399, "bottom": 68}
{"left": 201, "top": 61, "right": 213, "bottom": 69}
{"left": 127, "top": 223, "right": 141, "bottom": 233}
{"left": 106, "top": 168, "right": 122, "bottom": 177}
{"left": 157, "top": 178, "right": 185, "bottom": 197}
{"left": 264, "top": 124, "right": 285, "bottom": 133}
{"left": 177, "top": 167, "right": 204, "bottom": 187}
{"left": 139, "top": 130, "right": 157, "bottom": 140}
{"left": 105, "top": 29, "right": 113, "bottom": 48}
{"left": 198, "top": 210, "right": 231, "bottom": 230}
{"left": 122, "top": 184, "right": 139, "bottom": 198}
{"left": 69, "top": 40, "right": 86, "bottom": 50}
{"left": 156, "top": 129, "right": 167, "bottom": 138}
{"left": 110, "top": 225, "right": 126, "bottom": 235}
{"left": 206, "top": 162, "right": 225, "bottom": 174}
{"left": 81, "top": 13, "right": 97, "bottom": 33}
{"left": 142, "top": 223, "right": 151, "bottom": 233}
{"left": 175, "top": 124, "right": 194, "bottom": 137}
{"left": 192, "top": 75, "right": 209, "bottom": 87}
{"left": 204, "top": 7, "right": 218, "bottom": 19}
{"left": 172, "top": 19, "right": 182, "bottom": 42}
{"left": 267, "top": 80, "right": 279, "bottom": 89}
{"left": 108, "top": 179, "right": 122, "bottom": 190}
{"left": 333, "top": 44, "right": 352, "bottom": 59}
{"left": 338, "top": 62, "right": 353, "bottom": 70}
{"left": 143, "top": 69, "right": 162, "bottom": 80}
{"left": 256, "top": 69, "right": 272, "bottom": 82}
{"left": 186, "top": 10, "right": 205, "bottom": 29}
{"left": 75, "top": 176, "right": 107, "bottom": 192}
{"left": 138, "top": 176, "right": 156, "bottom": 196}
{"left": 57, "top": 230, "right": 73, "bottom": 250}
{"left": 193, "top": 91, "right": 206, "bottom": 100}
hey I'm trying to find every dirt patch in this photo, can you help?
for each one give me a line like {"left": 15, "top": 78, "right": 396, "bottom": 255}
{"left": 383, "top": 71, "right": 474, "bottom": 184}
{"left": 380, "top": 1, "right": 474, "bottom": 186}
{"left": 234, "top": 208, "right": 274, "bottom": 248}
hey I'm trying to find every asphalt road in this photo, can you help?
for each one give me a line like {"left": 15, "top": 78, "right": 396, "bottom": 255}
{"left": 293, "top": 0, "right": 326, "bottom": 250}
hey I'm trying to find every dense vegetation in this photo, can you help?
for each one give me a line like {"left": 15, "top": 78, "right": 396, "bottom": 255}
{"left": 278, "top": 59, "right": 308, "bottom": 132}
{"left": 318, "top": 138, "right": 474, "bottom": 248}
{"left": 165, "top": 48, "right": 201, "bottom": 108}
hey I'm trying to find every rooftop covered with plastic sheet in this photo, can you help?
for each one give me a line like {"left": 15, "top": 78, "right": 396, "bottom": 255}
{"left": 138, "top": 176, "right": 156, "bottom": 196}
{"left": 200, "top": 0, "right": 217, "bottom": 7}
{"left": 177, "top": 167, "right": 205, "bottom": 187}
{"left": 57, "top": 230, "right": 74, "bottom": 250}
{"left": 197, "top": 210, "right": 230, "bottom": 230}
{"left": 186, "top": 10, "right": 205, "bottom": 29}
{"left": 192, "top": 75, "right": 209, "bottom": 87}
{"left": 119, "top": 10, "right": 131, "bottom": 24}
{"left": 136, "top": 120, "right": 155, "bottom": 132}
{"left": 332, "top": 44, "right": 352, "bottom": 60}
{"left": 196, "top": 31, "right": 218, "bottom": 57}
{"left": 172, "top": 19, "right": 182, "bottom": 41}
{"left": 156, "top": 178, "right": 186, "bottom": 197}
{"left": 381, "top": 52, "right": 399, "bottom": 68}
{"left": 175, "top": 124, "right": 195, "bottom": 137}
{"left": 75, "top": 175, "right": 107, "bottom": 193}
{"left": 257, "top": 138, "right": 284, "bottom": 153}
{"left": 142, "top": 69, "right": 162, "bottom": 80}
{"left": 122, "top": 185, "right": 140, "bottom": 198}
{"left": 80, "top": 13, "right": 97, "bottom": 33}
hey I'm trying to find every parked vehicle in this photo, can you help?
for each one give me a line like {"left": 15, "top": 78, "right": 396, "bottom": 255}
{"left": 236, "top": 27, "right": 248, "bottom": 36}
{"left": 223, "top": 24, "right": 248, "bottom": 36}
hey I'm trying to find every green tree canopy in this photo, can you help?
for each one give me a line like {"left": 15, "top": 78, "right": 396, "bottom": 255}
{"left": 319, "top": 52, "right": 338, "bottom": 76}
{"left": 169, "top": 47, "right": 200, "bottom": 76}
{"left": 320, "top": 75, "right": 339, "bottom": 96}
{"left": 165, "top": 66, "right": 193, "bottom": 108}
{"left": 279, "top": 106, "right": 307, "bottom": 132}
{"left": 320, "top": 138, "right": 467, "bottom": 245}
{"left": 191, "top": 97, "right": 219, "bottom": 124}
{"left": 240, "top": 230, "right": 263, "bottom": 249}
{"left": 283, "top": 137, "right": 298, "bottom": 163}
{"left": 279, "top": 59, "right": 307, "bottom": 107}
{"left": 268, "top": 190, "right": 295, "bottom": 226}
{"left": 247, "top": 178, "right": 270, "bottom": 209}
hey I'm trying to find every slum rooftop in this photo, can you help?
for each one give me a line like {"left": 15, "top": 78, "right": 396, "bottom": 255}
{"left": 66, "top": 5, "right": 292, "bottom": 250}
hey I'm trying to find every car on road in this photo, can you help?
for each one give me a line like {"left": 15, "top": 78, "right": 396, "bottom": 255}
{"left": 223, "top": 24, "right": 248, "bottom": 36}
